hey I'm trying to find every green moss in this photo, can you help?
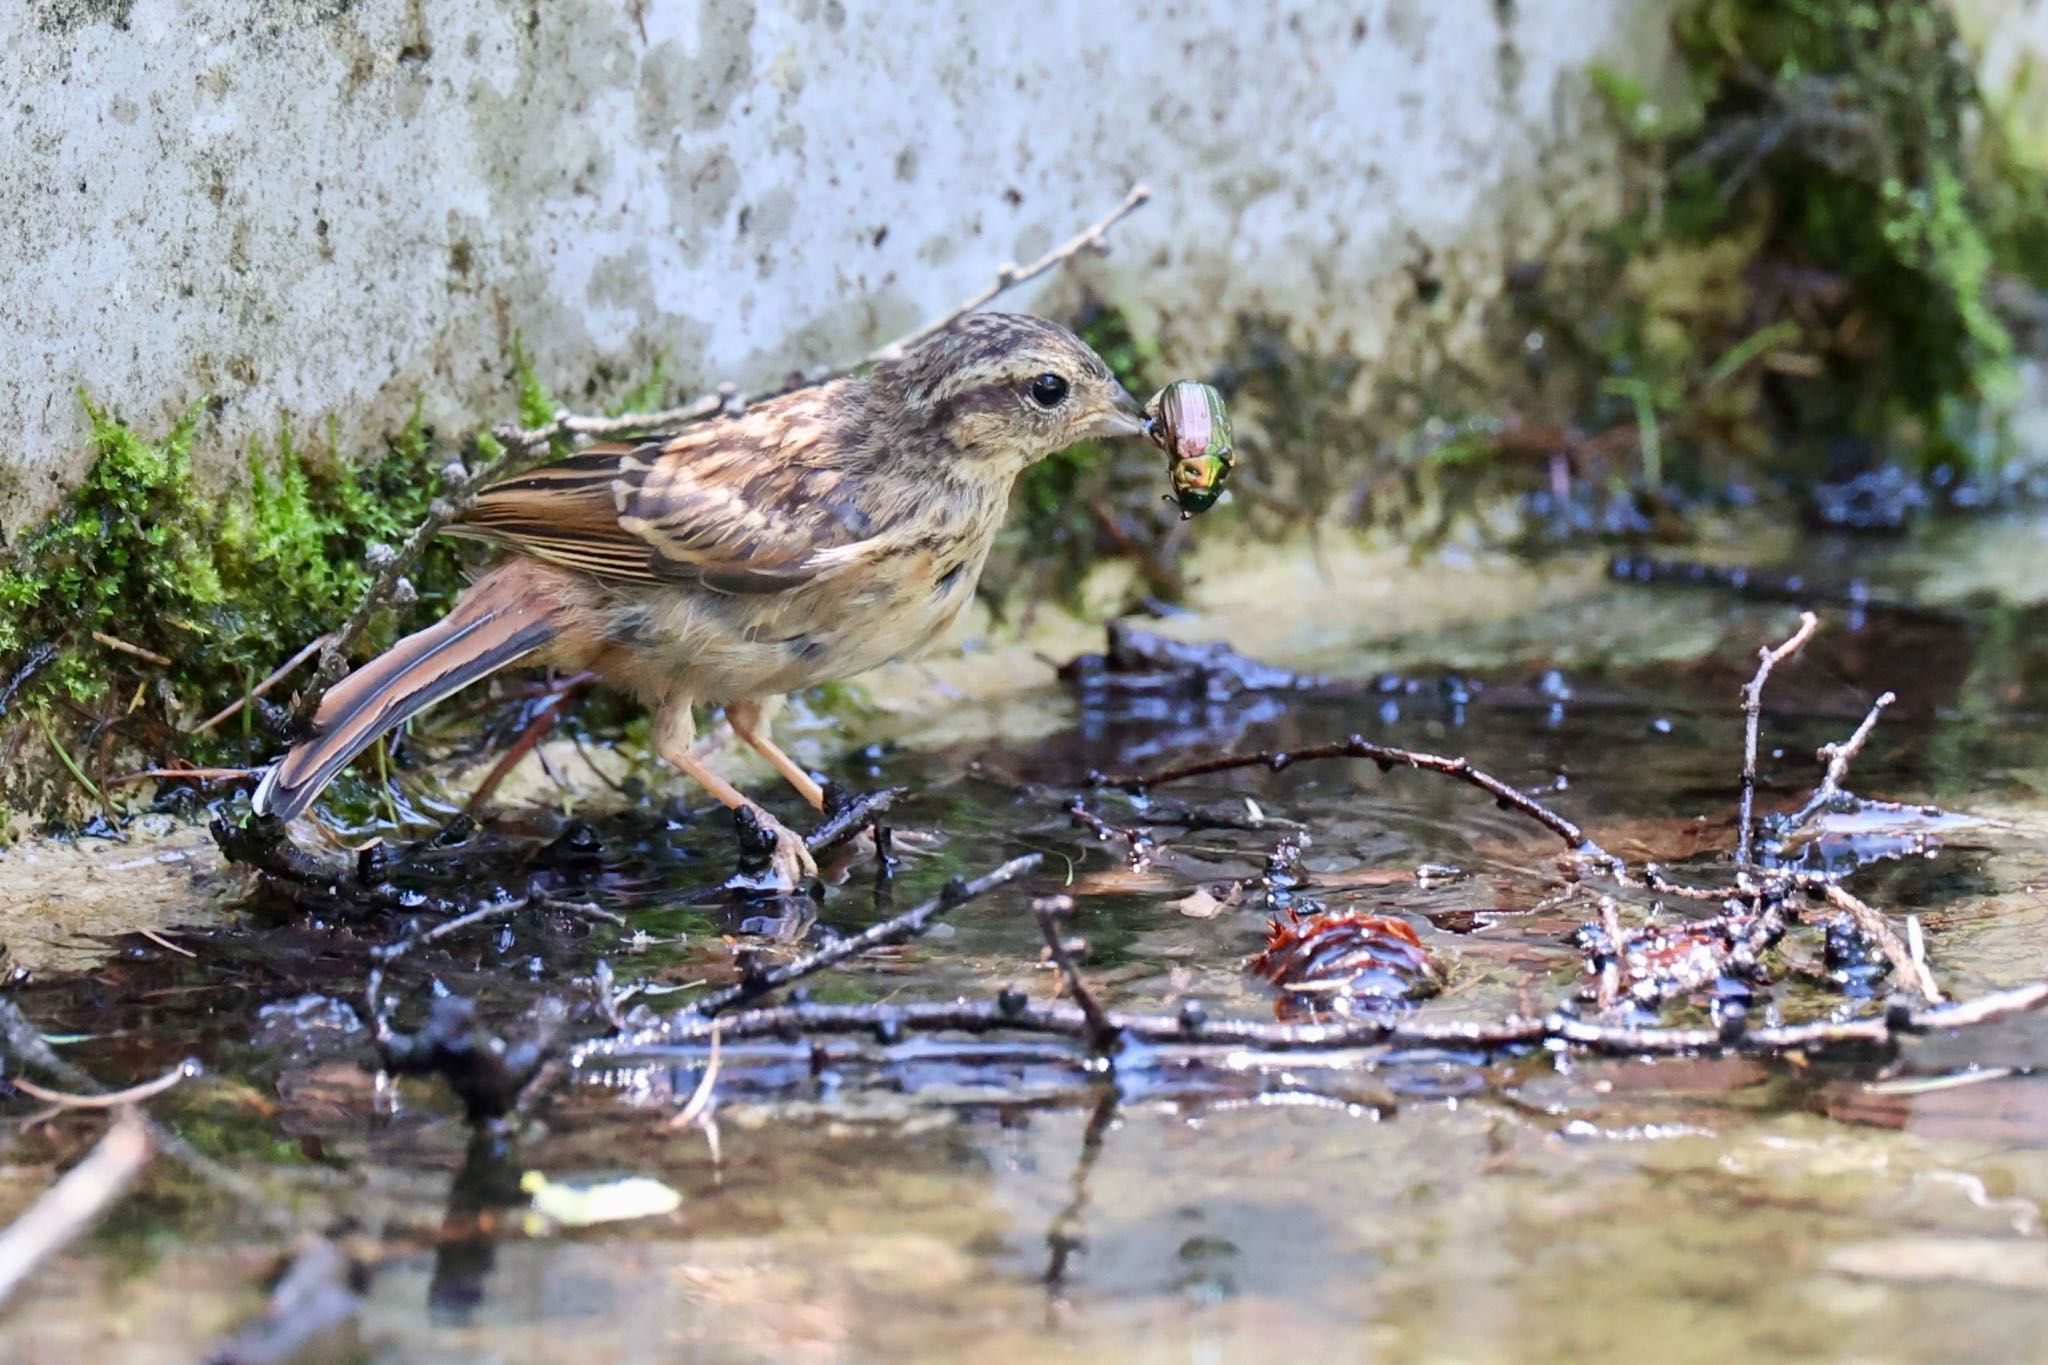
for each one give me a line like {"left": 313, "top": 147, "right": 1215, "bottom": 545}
{"left": 0, "top": 394, "right": 469, "bottom": 817}
{"left": 1575, "top": 0, "right": 2037, "bottom": 481}
{"left": 511, "top": 333, "right": 557, "bottom": 430}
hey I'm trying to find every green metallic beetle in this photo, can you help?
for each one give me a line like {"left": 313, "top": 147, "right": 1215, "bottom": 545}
{"left": 1145, "top": 380, "right": 1234, "bottom": 518}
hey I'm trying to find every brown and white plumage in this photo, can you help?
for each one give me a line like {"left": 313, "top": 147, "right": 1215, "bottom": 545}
{"left": 252, "top": 312, "right": 1148, "bottom": 886}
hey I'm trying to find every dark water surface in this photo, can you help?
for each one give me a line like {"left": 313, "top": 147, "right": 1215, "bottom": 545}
{"left": 6, "top": 523, "right": 2048, "bottom": 1362}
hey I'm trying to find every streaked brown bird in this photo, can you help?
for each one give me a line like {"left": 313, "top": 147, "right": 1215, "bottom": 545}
{"left": 253, "top": 312, "right": 1150, "bottom": 885}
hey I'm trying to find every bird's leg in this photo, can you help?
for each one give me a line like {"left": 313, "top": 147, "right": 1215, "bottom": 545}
{"left": 654, "top": 703, "right": 816, "bottom": 889}
{"left": 725, "top": 698, "right": 827, "bottom": 813}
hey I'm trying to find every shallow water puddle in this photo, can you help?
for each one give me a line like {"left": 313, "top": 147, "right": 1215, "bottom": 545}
{"left": 5, "top": 522, "right": 2048, "bottom": 1360}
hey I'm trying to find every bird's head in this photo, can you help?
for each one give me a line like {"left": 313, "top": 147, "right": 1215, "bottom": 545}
{"left": 875, "top": 312, "right": 1149, "bottom": 474}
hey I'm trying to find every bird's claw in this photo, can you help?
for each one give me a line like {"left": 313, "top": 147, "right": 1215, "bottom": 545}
{"left": 728, "top": 804, "right": 818, "bottom": 894}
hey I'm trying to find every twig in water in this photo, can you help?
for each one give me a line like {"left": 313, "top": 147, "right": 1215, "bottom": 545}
{"left": 594, "top": 978, "right": 2048, "bottom": 1062}
{"left": 462, "top": 673, "right": 596, "bottom": 814}
{"left": 1736, "top": 612, "right": 1819, "bottom": 867}
{"left": 1089, "top": 734, "right": 1615, "bottom": 869}
{"left": 0, "top": 1109, "right": 152, "bottom": 1309}
{"left": 195, "top": 634, "right": 331, "bottom": 736}
{"left": 1033, "top": 895, "right": 1118, "bottom": 1049}
{"left": 688, "top": 853, "right": 1044, "bottom": 1017}
{"left": 1066, "top": 797, "right": 1155, "bottom": 871}
{"left": 370, "top": 897, "right": 532, "bottom": 963}
{"left": 1819, "top": 881, "right": 1943, "bottom": 1003}
{"left": 805, "top": 786, "right": 906, "bottom": 857}
{"left": 666, "top": 1021, "right": 722, "bottom": 1153}
{"left": 1777, "top": 690, "right": 1896, "bottom": 839}
{"left": 11, "top": 1060, "right": 199, "bottom": 1111}
{"left": 0, "top": 1001, "right": 293, "bottom": 1235}
{"left": 1595, "top": 896, "right": 1625, "bottom": 1014}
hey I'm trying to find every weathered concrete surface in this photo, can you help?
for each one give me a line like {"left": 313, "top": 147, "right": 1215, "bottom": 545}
{"left": 1, "top": 0, "right": 1683, "bottom": 534}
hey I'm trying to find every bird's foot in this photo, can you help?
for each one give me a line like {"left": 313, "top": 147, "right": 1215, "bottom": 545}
{"left": 727, "top": 804, "right": 819, "bottom": 895}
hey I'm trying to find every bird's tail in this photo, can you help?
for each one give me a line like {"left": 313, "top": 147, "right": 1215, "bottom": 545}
{"left": 252, "top": 564, "right": 562, "bottom": 823}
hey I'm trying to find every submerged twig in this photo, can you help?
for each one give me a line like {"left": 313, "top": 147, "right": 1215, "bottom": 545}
{"left": 0, "top": 1109, "right": 152, "bottom": 1309}
{"left": 1033, "top": 895, "right": 1118, "bottom": 1049}
{"left": 688, "top": 853, "right": 1044, "bottom": 1018}
{"left": 588, "top": 979, "right": 2048, "bottom": 1062}
{"left": 1737, "top": 612, "right": 1819, "bottom": 867}
{"left": 11, "top": 1060, "right": 198, "bottom": 1111}
{"left": 1819, "top": 881, "right": 1943, "bottom": 1003}
{"left": 1089, "top": 734, "right": 1613, "bottom": 867}
{"left": 0, "top": 1000, "right": 294, "bottom": 1235}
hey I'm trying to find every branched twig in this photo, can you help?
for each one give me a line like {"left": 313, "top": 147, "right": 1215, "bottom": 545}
{"left": 1737, "top": 612, "right": 1819, "bottom": 867}
{"left": 687, "top": 853, "right": 1044, "bottom": 1018}
{"left": 1777, "top": 690, "right": 1896, "bottom": 839}
{"left": 1089, "top": 734, "right": 1614, "bottom": 868}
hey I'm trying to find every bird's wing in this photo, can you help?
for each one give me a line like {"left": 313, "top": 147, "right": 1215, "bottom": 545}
{"left": 456, "top": 387, "right": 886, "bottom": 593}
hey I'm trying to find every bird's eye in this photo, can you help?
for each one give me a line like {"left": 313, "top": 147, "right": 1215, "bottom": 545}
{"left": 1028, "top": 373, "right": 1070, "bottom": 408}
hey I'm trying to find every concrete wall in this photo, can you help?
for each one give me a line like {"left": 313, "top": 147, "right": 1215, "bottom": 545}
{"left": 1, "top": 0, "right": 1683, "bottom": 535}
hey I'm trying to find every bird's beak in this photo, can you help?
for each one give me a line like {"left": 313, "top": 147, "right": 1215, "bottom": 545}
{"left": 1085, "top": 386, "right": 1151, "bottom": 441}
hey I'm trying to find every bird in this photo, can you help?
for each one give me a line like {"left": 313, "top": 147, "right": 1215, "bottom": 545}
{"left": 251, "top": 312, "right": 1152, "bottom": 887}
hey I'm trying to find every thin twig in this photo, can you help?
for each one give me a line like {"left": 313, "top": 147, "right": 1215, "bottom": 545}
{"left": 688, "top": 853, "right": 1044, "bottom": 1017}
{"left": 1595, "top": 896, "right": 1624, "bottom": 1014}
{"left": 194, "top": 634, "right": 331, "bottom": 736}
{"left": 1089, "top": 734, "right": 1612, "bottom": 866}
{"left": 10, "top": 1060, "right": 197, "bottom": 1110}
{"left": 584, "top": 979, "right": 2048, "bottom": 1061}
{"left": 462, "top": 674, "right": 595, "bottom": 814}
{"left": 90, "top": 631, "right": 173, "bottom": 668}
{"left": 1065, "top": 797, "right": 1155, "bottom": 871}
{"left": 1777, "top": 690, "right": 1896, "bottom": 838}
{"left": 136, "top": 927, "right": 198, "bottom": 959}
{"left": 863, "top": 184, "right": 1151, "bottom": 368}
{"left": 1032, "top": 895, "right": 1118, "bottom": 1048}
{"left": 0, "top": 1109, "right": 152, "bottom": 1309}
{"left": 1820, "top": 881, "right": 1943, "bottom": 1003}
{"left": 666, "top": 1022, "right": 721, "bottom": 1133}
{"left": 1737, "top": 612, "right": 1819, "bottom": 867}
{"left": 105, "top": 766, "right": 254, "bottom": 787}
{"left": 369, "top": 897, "right": 531, "bottom": 962}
